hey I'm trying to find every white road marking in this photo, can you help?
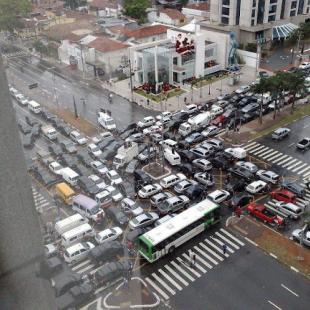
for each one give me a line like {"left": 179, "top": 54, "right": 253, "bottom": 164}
{"left": 291, "top": 163, "right": 307, "bottom": 173}
{"left": 152, "top": 272, "right": 176, "bottom": 295}
{"left": 176, "top": 257, "right": 200, "bottom": 278}
{"left": 36, "top": 201, "right": 50, "bottom": 208}
{"left": 244, "top": 142, "right": 257, "bottom": 149}
{"left": 215, "top": 232, "right": 240, "bottom": 249}
{"left": 252, "top": 146, "right": 270, "bottom": 156}
{"left": 158, "top": 269, "right": 182, "bottom": 291}
{"left": 288, "top": 142, "right": 295, "bottom": 147}
{"left": 286, "top": 160, "right": 303, "bottom": 170}
{"left": 164, "top": 265, "right": 188, "bottom": 286}
{"left": 259, "top": 149, "right": 275, "bottom": 158}
{"left": 211, "top": 237, "right": 234, "bottom": 253}
{"left": 262, "top": 150, "right": 279, "bottom": 160}
{"left": 277, "top": 156, "right": 293, "bottom": 166}
{"left": 248, "top": 145, "right": 266, "bottom": 153}
{"left": 298, "top": 166, "right": 310, "bottom": 175}
{"left": 146, "top": 277, "right": 169, "bottom": 300}
{"left": 268, "top": 300, "right": 282, "bottom": 310}
{"left": 281, "top": 284, "right": 299, "bottom": 297}
{"left": 270, "top": 153, "right": 287, "bottom": 163}
{"left": 303, "top": 171, "right": 310, "bottom": 178}
{"left": 194, "top": 246, "right": 218, "bottom": 265}
{"left": 204, "top": 239, "right": 229, "bottom": 257}
{"left": 182, "top": 253, "right": 206, "bottom": 273}
{"left": 220, "top": 228, "right": 245, "bottom": 246}
{"left": 170, "top": 261, "right": 195, "bottom": 282}
{"left": 198, "top": 242, "right": 223, "bottom": 261}
{"left": 282, "top": 158, "right": 298, "bottom": 168}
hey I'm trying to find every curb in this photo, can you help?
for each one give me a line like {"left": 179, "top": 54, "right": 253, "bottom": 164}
{"left": 290, "top": 266, "right": 300, "bottom": 273}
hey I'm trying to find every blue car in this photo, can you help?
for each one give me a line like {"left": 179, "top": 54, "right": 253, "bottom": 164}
{"left": 185, "top": 132, "right": 204, "bottom": 145}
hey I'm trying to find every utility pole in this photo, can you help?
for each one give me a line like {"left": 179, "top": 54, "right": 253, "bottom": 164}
{"left": 128, "top": 58, "right": 134, "bottom": 102}
{"left": 73, "top": 95, "right": 78, "bottom": 118}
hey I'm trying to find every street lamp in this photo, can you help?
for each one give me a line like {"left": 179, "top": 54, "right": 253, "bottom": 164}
{"left": 199, "top": 75, "right": 203, "bottom": 99}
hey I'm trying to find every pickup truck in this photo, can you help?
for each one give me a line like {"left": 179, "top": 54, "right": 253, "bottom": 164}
{"left": 247, "top": 203, "right": 285, "bottom": 227}
{"left": 296, "top": 137, "right": 310, "bottom": 151}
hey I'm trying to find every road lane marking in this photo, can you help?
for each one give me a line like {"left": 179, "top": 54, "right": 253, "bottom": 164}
{"left": 271, "top": 154, "right": 287, "bottom": 163}
{"left": 215, "top": 232, "right": 240, "bottom": 249}
{"left": 262, "top": 150, "right": 279, "bottom": 160}
{"left": 282, "top": 158, "right": 298, "bottom": 168}
{"left": 248, "top": 145, "right": 266, "bottom": 153}
{"left": 204, "top": 239, "right": 229, "bottom": 257}
{"left": 210, "top": 237, "right": 234, "bottom": 253}
{"left": 288, "top": 142, "right": 295, "bottom": 147}
{"left": 291, "top": 163, "right": 307, "bottom": 172}
{"left": 198, "top": 242, "right": 223, "bottom": 261}
{"left": 164, "top": 265, "right": 188, "bottom": 286}
{"left": 267, "top": 300, "right": 282, "bottom": 310}
{"left": 298, "top": 166, "right": 310, "bottom": 175}
{"left": 281, "top": 284, "right": 299, "bottom": 297}
{"left": 170, "top": 261, "right": 195, "bottom": 282}
{"left": 146, "top": 277, "right": 169, "bottom": 300}
{"left": 252, "top": 147, "right": 270, "bottom": 156}
{"left": 259, "top": 149, "right": 275, "bottom": 158}
{"left": 158, "top": 269, "right": 182, "bottom": 291}
{"left": 220, "top": 228, "right": 245, "bottom": 246}
{"left": 182, "top": 253, "right": 206, "bottom": 273}
{"left": 152, "top": 272, "right": 176, "bottom": 295}
{"left": 244, "top": 142, "right": 257, "bottom": 149}
{"left": 277, "top": 156, "right": 293, "bottom": 166}
{"left": 194, "top": 246, "right": 218, "bottom": 265}
{"left": 176, "top": 257, "right": 201, "bottom": 277}
{"left": 286, "top": 160, "right": 303, "bottom": 170}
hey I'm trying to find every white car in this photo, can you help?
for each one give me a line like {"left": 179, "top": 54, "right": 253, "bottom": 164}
{"left": 63, "top": 242, "right": 95, "bottom": 264}
{"left": 235, "top": 161, "right": 258, "bottom": 173}
{"left": 246, "top": 180, "right": 268, "bottom": 194}
{"left": 138, "top": 183, "right": 162, "bottom": 198}
{"left": 15, "top": 94, "right": 28, "bottom": 106}
{"left": 129, "top": 212, "right": 159, "bottom": 230}
{"left": 92, "top": 132, "right": 113, "bottom": 144}
{"left": 182, "top": 104, "right": 198, "bottom": 115}
{"left": 70, "top": 130, "right": 88, "bottom": 145}
{"left": 156, "top": 117, "right": 171, "bottom": 127}
{"left": 121, "top": 198, "right": 143, "bottom": 216}
{"left": 91, "top": 161, "right": 108, "bottom": 175}
{"left": 194, "top": 172, "right": 214, "bottom": 187}
{"left": 156, "top": 111, "right": 172, "bottom": 121}
{"left": 201, "top": 125, "right": 220, "bottom": 137}
{"left": 106, "top": 185, "right": 123, "bottom": 202}
{"left": 95, "top": 227, "right": 123, "bottom": 244}
{"left": 107, "top": 170, "right": 123, "bottom": 185}
{"left": 87, "top": 143, "right": 102, "bottom": 158}
{"left": 88, "top": 174, "right": 106, "bottom": 189}
{"left": 299, "top": 62, "right": 310, "bottom": 70}
{"left": 256, "top": 169, "right": 279, "bottom": 184}
{"left": 48, "top": 161, "right": 63, "bottom": 175}
{"left": 235, "top": 85, "right": 250, "bottom": 94}
{"left": 137, "top": 116, "right": 155, "bottom": 128}
{"left": 192, "top": 158, "right": 212, "bottom": 171}
{"left": 143, "top": 125, "right": 162, "bottom": 135}
{"left": 207, "top": 190, "right": 230, "bottom": 203}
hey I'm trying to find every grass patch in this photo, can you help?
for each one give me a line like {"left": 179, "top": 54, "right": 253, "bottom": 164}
{"left": 134, "top": 88, "right": 186, "bottom": 103}
{"left": 192, "top": 74, "right": 229, "bottom": 88}
{"left": 251, "top": 103, "right": 310, "bottom": 140}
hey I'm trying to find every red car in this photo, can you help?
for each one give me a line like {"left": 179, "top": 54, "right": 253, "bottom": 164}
{"left": 270, "top": 189, "right": 296, "bottom": 203}
{"left": 247, "top": 203, "right": 284, "bottom": 226}
{"left": 211, "top": 114, "right": 226, "bottom": 127}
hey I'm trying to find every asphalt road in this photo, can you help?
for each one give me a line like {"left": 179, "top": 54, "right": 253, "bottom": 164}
{"left": 7, "top": 56, "right": 156, "bottom": 130}
{"left": 170, "top": 240, "right": 310, "bottom": 310}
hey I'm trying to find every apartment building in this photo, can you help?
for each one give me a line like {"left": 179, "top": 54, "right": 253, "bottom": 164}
{"left": 209, "top": 0, "right": 310, "bottom": 43}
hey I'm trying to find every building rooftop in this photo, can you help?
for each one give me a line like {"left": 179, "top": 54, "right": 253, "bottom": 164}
{"left": 160, "top": 8, "right": 185, "bottom": 20}
{"left": 185, "top": 2, "right": 210, "bottom": 11}
{"left": 88, "top": 37, "right": 129, "bottom": 53}
{"left": 89, "top": 0, "right": 121, "bottom": 10}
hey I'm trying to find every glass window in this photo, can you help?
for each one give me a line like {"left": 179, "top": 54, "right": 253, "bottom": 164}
{"left": 268, "top": 14, "right": 276, "bottom": 21}
{"left": 173, "top": 57, "right": 178, "bottom": 65}
{"left": 221, "top": 16, "right": 229, "bottom": 24}
{"left": 252, "top": 9, "right": 256, "bottom": 17}
{"left": 269, "top": 5, "right": 277, "bottom": 13}
{"left": 222, "top": 0, "right": 230, "bottom": 5}
{"left": 222, "top": 7, "right": 230, "bottom": 15}
{"left": 252, "top": 0, "right": 256, "bottom": 7}
{"left": 205, "top": 48, "right": 214, "bottom": 58}
{"left": 291, "top": 1, "right": 297, "bottom": 9}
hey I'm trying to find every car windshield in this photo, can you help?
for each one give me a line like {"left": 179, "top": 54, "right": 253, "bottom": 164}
{"left": 111, "top": 174, "right": 119, "bottom": 180}
{"left": 90, "top": 206, "right": 100, "bottom": 215}
{"left": 106, "top": 119, "right": 115, "bottom": 126}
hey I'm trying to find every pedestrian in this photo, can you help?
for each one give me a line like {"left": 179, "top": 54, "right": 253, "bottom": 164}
{"left": 192, "top": 253, "right": 196, "bottom": 266}
{"left": 189, "top": 250, "right": 193, "bottom": 267}
{"left": 222, "top": 244, "right": 227, "bottom": 255}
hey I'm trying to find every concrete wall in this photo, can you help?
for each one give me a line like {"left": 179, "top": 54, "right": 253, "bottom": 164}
{"left": 237, "top": 49, "right": 257, "bottom": 68}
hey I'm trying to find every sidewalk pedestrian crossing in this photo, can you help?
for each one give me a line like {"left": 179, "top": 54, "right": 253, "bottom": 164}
{"left": 142, "top": 228, "right": 245, "bottom": 301}
{"left": 243, "top": 142, "right": 310, "bottom": 179}
{"left": 32, "top": 186, "right": 55, "bottom": 213}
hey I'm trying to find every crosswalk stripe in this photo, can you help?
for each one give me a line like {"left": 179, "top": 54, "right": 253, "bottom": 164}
{"left": 286, "top": 160, "right": 303, "bottom": 170}
{"left": 204, "top": 239, "right": 229, "bottom": 257}
{"left": 71, "top": 259, "right": 91, "bottom": 271}
{"left": 199, "top": 242, "right": 223, "bottom": 261}
{"left": 211, "top": 237, "right": 234, "bottom": 253}
{"left": 282, "top": 158, "right": 298, "bottom": 168}
{"left": 248, "top": 145, "right": 266, "bottom": 153}
{"left": 158, "top": 269, "right": 182, "bottom": 291}
{"left": 296, "top": 201, "right": 306, "bottom": 208}
{"left": 36, "top": 201, "right": 50, "bottom": 208}
{"left": 298, "top": 166, "right": 310, "bottom": 175}
{"left": 262, "top": 150, "right": 279, "bottom": 160}
{"left": 297, "top": 197, "right": 308, "bottom": 204}
{"left": 152, "top": 273, "right": 176, "bottom": 295}
{"left": 75, "top": 263, "right": 95, "bottom": 274}
{"left": 277, "top": 156, "right": 293, "bottom": 166}
{"left": 220, "top": 228, "right": 245, "bottom": 246}
{"left": 194, "top": 246, "right": 218, "bottom": 265}
{"left": 252, "top": 146, "right": 270, "bottom": 156}
{"left": 244, "top": 143, "right": 259, "bottom": 151}
{"left": 271, "top": 154, "right": 287, "bottom": 163}
{"left": 146, "top": 277, "right": 169, "bottom": 300}
{"left": 259, "top": 149, "right": 275, "bottom": 158}
{"left": 33, "top": 193, "right": 40, "bottom": 198}
{"left": 176, "top": 257, "right": 201, "bottom": 278}
{"left": 34, "top": 196, "right": 45, "bottom": 202}
{"left": 164, "top": 265, "right": 188, "bottom": 286}
{"left": 244, "top": 142, "right": 258, "bottom": 149}
{"left": 292, "top": 163, "right": 307, "bottom": 173}
{"left": 193, "top": 252, "right": 213, "bottom": 269}
{"left": 171, "top": 261, "right": 195, "bottom": 282}
{"left": 303, "top": 171, "right": 310, "bottom": 178}
{"left": 182, "top": 254, "right": 206, "bottom": 274}
{"left": 215, "top": 232, "right": 240, "bottom": 249}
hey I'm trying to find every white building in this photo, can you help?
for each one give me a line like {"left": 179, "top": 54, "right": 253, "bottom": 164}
{"left": 88, "top": 0, "right": 122, "bottom": 18}
{"left": 182, "top": 2, "right": 210, "bottom": 21}
{"left": 147, "top": 8, "right": 186, "bottom": 26}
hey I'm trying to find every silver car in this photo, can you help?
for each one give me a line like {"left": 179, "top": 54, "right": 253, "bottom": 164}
{"left": 235, "top": 161, "right": 258, "bottom": 173}
{"left": 129, "top": 212, "right": 159, "bottom": 229}
{"left": 292, "top": 229, "right": 310, "bottom": 247}
{"left": 150, "top": 192, "right": 173, "bottom": 207}
{"left": 194, "top": 172, "right": 214, "bottom": 187}
{"left": 256, "top": 169, "right": 279, "bottom": 184}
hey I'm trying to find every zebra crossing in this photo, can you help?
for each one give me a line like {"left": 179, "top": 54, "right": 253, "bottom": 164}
{"left": 32, "top": 186, "right": 54, "bottom": 213}
{"left": 143, "top": 228, "right": 245, "bottom": 301}
{"left": 244, "top": 142, "right": 310, "bottom": 180}
{"left": 2, "top": 50, "right": 29, "bottom": 59}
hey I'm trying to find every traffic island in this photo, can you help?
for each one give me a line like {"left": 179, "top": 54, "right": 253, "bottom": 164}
{"left": 230, "top": 216, "right": 310, "bottom": 279}
{"left": 142, "top": 162, "right": 170, "bottom": 180}
{"left": 103, "top": 277, "right": 160, "bottom": 309}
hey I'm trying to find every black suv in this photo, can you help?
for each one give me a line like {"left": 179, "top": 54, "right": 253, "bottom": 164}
{"left": 229, "top": 166, "right": 254, "bottom": 182}
{"left": 89, "top": 241, "right": 124, "bottom": 265}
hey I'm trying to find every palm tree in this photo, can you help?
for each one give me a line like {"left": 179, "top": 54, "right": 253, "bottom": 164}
{"left": 286, "top": 71, "right": 307, "bottom": 113}
{"left": 251, "top": 77, "right": 269, "bottom": 124}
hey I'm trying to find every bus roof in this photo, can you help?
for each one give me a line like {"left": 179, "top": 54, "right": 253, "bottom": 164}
{"left": 141, "top": 199, "right": 218, "bottom": 246}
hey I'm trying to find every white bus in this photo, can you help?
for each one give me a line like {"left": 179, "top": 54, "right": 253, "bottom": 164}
{"left": 138, "top": 199, "right": 221, "bottom": 263}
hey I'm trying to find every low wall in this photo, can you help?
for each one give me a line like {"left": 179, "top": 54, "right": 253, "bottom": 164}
{"left": 237, "top": 49, "right": 258, "bottom": 68}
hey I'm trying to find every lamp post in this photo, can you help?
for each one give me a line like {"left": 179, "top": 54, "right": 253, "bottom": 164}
{"left": 199, "top": 75, "right": 203, "bottom": 99}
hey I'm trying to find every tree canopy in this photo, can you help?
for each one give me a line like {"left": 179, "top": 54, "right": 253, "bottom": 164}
{"left": 123, "top": 0, "right": 150, "bottom": 24}
{"left": 0, "top": 0, "right": 31, "bottom": 32}
{"left": 64, "top": 0, "right": 87, "bottom": 10}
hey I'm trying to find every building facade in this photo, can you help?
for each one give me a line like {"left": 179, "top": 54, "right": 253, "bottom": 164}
{"left": 210, "top": 0, "right": 310, "bottom": 43}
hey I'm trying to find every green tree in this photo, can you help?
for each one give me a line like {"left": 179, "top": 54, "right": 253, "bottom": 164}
{"left": 285, "top": 71, "right": 307, "bottom": 114}
{"left": 64, "top": 0, "right": 87, "bottom": 10}
{"left": 0, "top": 0, "right": 31, "bottom": 32}
{"left": 251, "top": 77, "right": 269, "bottom": 125}
{"left": 32, "top": 40, "right": 48, "bottom": 58}
{"left": 123, "top": 0, "right": 150, "bottom": 24}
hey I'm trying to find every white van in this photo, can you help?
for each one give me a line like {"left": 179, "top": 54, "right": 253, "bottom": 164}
{"left": 28, "top": 100, "right": 41, "bottom": 114}
{"left": 97, "top": 112, "right": 116, "bottom": 131}
{"left": 54, "top": 214, "right": 88, "bottom": 236}
{"left": 160, "top": 173, "right": 185, "bottom": 188}
{"left": 161, "top": 139, "right": 178, "bottom": 150}
{"left": 64, "top": 242, "right": 95, "bottom": 264}
{"left": 225, "top": 147, "right": 247, "bottom": 160}
{"left": 164, "top": 148, "right": 181, "bottom": 166}
{"left": 60, "top": 167, "right": 79, "bottom": 186}
{"left": 61, "top": 223, "right": 94, "bottom": 247}
{"left": 210, "top": 106, "right": 223, "bottom": 117}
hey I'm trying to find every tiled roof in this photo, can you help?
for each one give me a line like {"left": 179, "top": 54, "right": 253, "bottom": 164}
{"left": 89, "top": 0, "right": 120, "bottom": 10}
{"left": 185, "top": 3, "right": 210, "bottom": 11}
{"left": 120, "top": 25, "right": 168, "bottom": 39}
{"left": 88, "top": 37, "right": 129, "bottom": 52}
{"left": 160, "top": 8, "right": 185, "bottom": 20}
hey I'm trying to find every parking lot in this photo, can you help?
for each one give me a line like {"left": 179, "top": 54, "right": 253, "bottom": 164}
{"left": 9, "top": 73, "right": 310, "bottom": 309}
